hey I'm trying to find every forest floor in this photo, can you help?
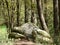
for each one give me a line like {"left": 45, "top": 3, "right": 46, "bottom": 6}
{"left": 13, "top": 40, "right": 35, "bottom": 45}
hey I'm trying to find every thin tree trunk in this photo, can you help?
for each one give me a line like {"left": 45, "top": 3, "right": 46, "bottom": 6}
{"left": 36, "top": 0, "right": 49, "bottom": 33}
{"left": 31, "top": 0, "right": 35, "bottom": 23}
{"left": 44, "top": 0, "right": 48, "bottom": 26}
{"left": 41, "top": 0, "right": 44, "bottom": 10}
{"left": 24, "top": 0, "right": 29, "bottom": 23}
{"left": 31, "top": 0, "right": 37, "bottom": 25}
{"left": 11, "top": 0, "right": 15, "bottom": 30}
{"left": 16, "top": 0, "right": 20, "bottom": 26}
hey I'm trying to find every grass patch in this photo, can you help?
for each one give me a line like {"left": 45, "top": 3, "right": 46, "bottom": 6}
{"left": 0, "top": 25, "right": 13, "bottom": 45}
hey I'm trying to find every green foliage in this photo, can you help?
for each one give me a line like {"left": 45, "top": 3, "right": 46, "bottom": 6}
{"left": 0, "top": 25, "right": 13, "bottom": 45}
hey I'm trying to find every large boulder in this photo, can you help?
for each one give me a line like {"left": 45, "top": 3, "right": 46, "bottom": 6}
{"left": 13, "top": 23, "right": 39, "bottom": 36}
{"left": 11, "top": 23, "right": 53, "bottom": 43}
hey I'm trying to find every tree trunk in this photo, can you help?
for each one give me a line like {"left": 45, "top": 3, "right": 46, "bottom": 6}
{"left": 53, "top": 0, "right": 59, "bottom": 45}
{"left": 11, "top": 0, "right": 15, "bottom": 30}
{"left": 36, "top": 0, "right": 49, "bottom": 33}
{"left": 24, "top": 0, "right": 29, "bottom": 23}
{"left": 44, "top": 0, "right": 48, "bottom": 26}
{"left": 16, "top": 0, "right": 20, "bottom": 26}
{"left": 58, "top": 0, "right": 60, "bottom": 32}
{"left": 5, "top": 0, "right": 11, "bottom": 30}
{"left": 31, "top": 0, "right": 35, "bottom": 23}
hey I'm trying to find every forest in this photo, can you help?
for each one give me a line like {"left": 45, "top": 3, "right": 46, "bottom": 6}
{"left": 0, "top": 0, "right": 60, "bottom": 45}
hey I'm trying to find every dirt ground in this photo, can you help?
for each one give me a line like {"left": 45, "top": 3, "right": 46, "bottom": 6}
{"left": 13, "top": 39, "right": 35, "bottom": 45}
